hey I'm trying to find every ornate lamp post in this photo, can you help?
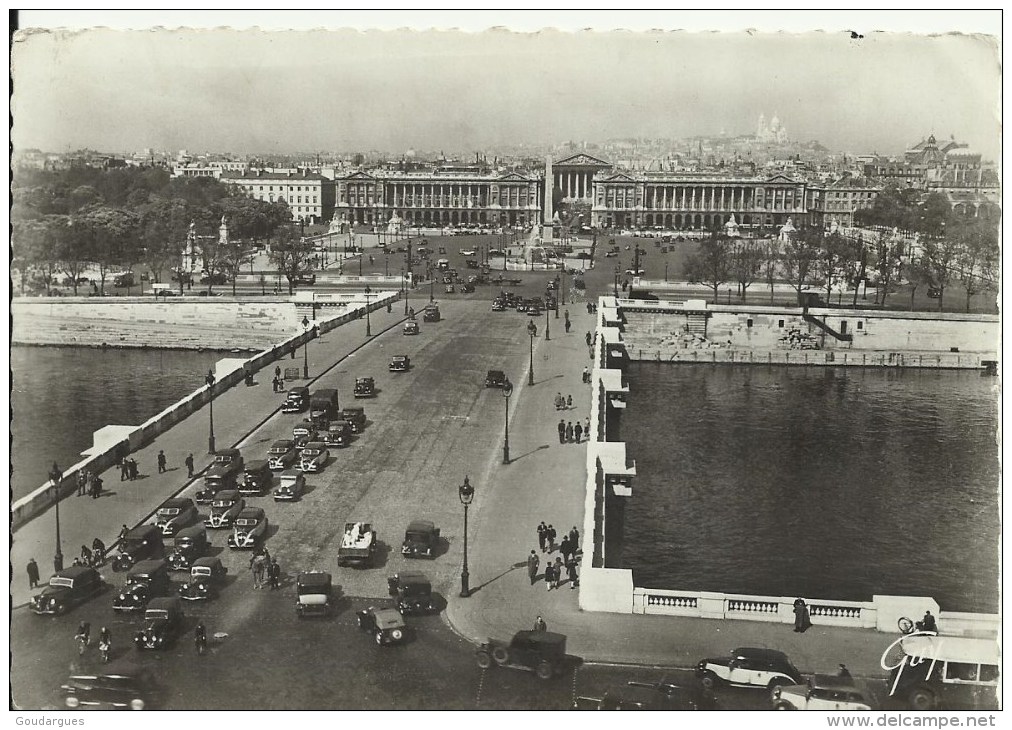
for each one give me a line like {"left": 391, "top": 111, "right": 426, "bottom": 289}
{"left": 385, "top": 252, "right": 389, "bottom": 277}
{"left": 614, "top": 265, "right": 620, "bottom": 298}
{"left": 206, "top": 369, "right": 216, "bottom": 454}
{"left": 49, "top": 463, "right": 64, "bottom": 572}
{"left": 402, "top": 269, "right": 409, "bottom": 315}
{"left": 501, "top": 377, "right": 513, "bottom": 464}
{"left": 527, "top": 320, "right": 537, "bottom": 386}
{"left": 364, "top": 286, "right": 372, "bottom": 337}
{"left": 301, "top": 316, "right": 310, "bottom": 378}
{"left": 458, "top": 476, "right": 475, "bottom": 598}
{"left": 545, "top": 290, "right": 551, "bottom": 340}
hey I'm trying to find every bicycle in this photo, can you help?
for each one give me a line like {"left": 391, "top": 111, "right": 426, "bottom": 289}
{"left": 75, "top": 633, "right": 90, "bottom": 655}
{"left": 897, "top": 617, "right": 938, "bottom": 635}
{"left": 99, "top": 640, "right": 110, "bottom": 663}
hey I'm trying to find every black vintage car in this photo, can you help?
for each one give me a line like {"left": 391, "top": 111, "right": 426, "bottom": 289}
{"left": 356, "top": 607, "right": 408, "bottom": 646}
{"left": 281, "top": 386, "right": 310, "bottom": 413}
{"left": 167, "top": 526, "right": 209, "bottom": 571}
{"left": 292, "top": 420, "right": 320, "bottom": 450}
{"left": 389, "top": 355, "right": 410, "bottom": 372}
{"left": 387, "top": 571, "right": 437, "bottom": 615}
{"left": 134, "top": 597, "right": 184, "bottom": 650}
{"left": 30, "top": 566, "right": 106, "bottom": 615}
{"left": 476, "top": 630, "right": 570, "bottom": 680}
{"left": 267, "top": 439, "right": 299, "bottom": 471}
{"left": 353, "top": 377, "right": 376, "bottom": 398}
{"left": 154, "top": 497, "right": 198, "bottom": 537}
{"left": 204, "top": 490, "right": 244, "bottom": 530}
{"left": 573, "top": 681, "right": 718, "bottom": 711}
{"left": 324, "top": 419, "right": 353, "bottom": 447}
{"left": 239, "top": 459, "right": 272, "bottom": 496}
{"left": 195, "top": 464, "right": 238, "bottom": 504}
{"left": 178, "top": 557, "right": 228, "bottom": 601}
{"left": 340, "top": 407, "right": 366, "bottom": 434}
{"left": 113, "top": 560, "right": 172, "bottom": 613}
{"left": 112, "top": 525, "right": 165, "bottom": 572}
{"left": 296, "top": 571, "right": 333, "bottom": 618}
{"left": 62, "top": 666, "right": 160, "bottom": 710}
{"left": 401, "top": 520, "right": 440, "bottom": 559}
{"left": 485, "top": 370, "right": 507, "bottom": 388}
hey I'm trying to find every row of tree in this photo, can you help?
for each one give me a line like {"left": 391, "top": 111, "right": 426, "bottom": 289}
{"left": 12, "top": 167, "right": 300, "bottom": 296}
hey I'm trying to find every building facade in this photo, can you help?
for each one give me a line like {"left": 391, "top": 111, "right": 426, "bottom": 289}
{"left": 224, "top": 170, "right": 336, "bottom": 224}
{"left": 804, "top": 177, "right": 881, "bottom": 228}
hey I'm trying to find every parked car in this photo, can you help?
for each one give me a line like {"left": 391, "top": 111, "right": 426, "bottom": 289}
{"left": 195, "top": 464, "right": 237, "bottom": 504}
{"left": 227, "top": 508, "right": 269, "bottom": 550}
{"left": 423, "top": 304, "right": 441, "bottom": 322}
{"left": 30, "top": 566, "right": 105, "bottom": 615}
{"left": 461, "top": 283, "right": 475, "bottom": 293}
{"left": 387, "top": 571, "right": 437, "bottom": 615}
{"left": 484, "top": 369, "right": 507, "bottom": 388}
{"left": 167, "top": 526, "right": 209, "bottom": 571}
{"left": 337, "top": 522, "right": 377, "bottom": 567}
{"left": 299, "top": 442, "right": 330, "bottom": 473}
{"left": 401, "top": 520, "right": 440, "bottom": 558}
{"left": 204, "top": 490, "right": 244, "bottom": 530}
{"left": 772, "top": 674, "right": 874, "bottom": 711}
{"left": 340, "top": 406, "right": 366, "bottom": 433}
{"left": 240, "top": 460, "right": 272, "bottom": 496}
{"left": 573, "top": 680, "right": 717, "bottom": 711}
{"left": 295, "top": 571, "right": 333, "bottom": 618}
{"left": 389, "top": 356, "right": 410, "bottom": 372}
{"left": 133, "top": 597, "right": 184, "bottom": 650}
{"left": 267, "top": 439, "right": 299, "bottom": 471}
{"left": 282, "top": 386, "right": 310, "bottom": 413}
{"left": 357, "top": 607, "right": 408, "bottom": 646}
{"left": 61, "top": 667, "right": 160, "bottom": 710}
{"left": 353, "top": 377, "right": 376, "bottom": 398}
{"left": 212, "top": 448, "right": 244, "bottom": 475}
{"left": 112, "top": 525, "right": 164, "bottom": 572}
{"left": 273, "top": 469, "right": 306, "bottom": 502}
{"left": 491, "top": 299, "right": 506, "bottom": 312}
{"left": 697, "top": 647, "right": 803, "bottom": 691}
{"left": 403, "top": 320, "right": 420, "bottom": 335}
{"left": 475, "top": 630, "right": 570, "bottom": 680}
{"left": 324, "top": 419, "right": 353, "bottom": 447}
{"left": 178, "top": 557, "right": 228, "bottom": 601}
{"left": 293, "top": 420, "right": 320, "bottom": 450}
{"left": 113, "top": 560, "right": 172, "bottom": 613}
{"left": 154, "top": 497, "right": 198, "bottom": 537}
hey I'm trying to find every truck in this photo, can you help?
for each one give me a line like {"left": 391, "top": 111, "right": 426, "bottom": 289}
{"left": 337, "top": 522, "right": 377, "bottom": 567}
{"left": 309, "top": 388, "right": 340, "bottom": 423}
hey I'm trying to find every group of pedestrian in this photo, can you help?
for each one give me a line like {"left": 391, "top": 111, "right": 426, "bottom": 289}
{"left": 528, "top": 523, "right": 581, "bottom": 591}
{"left": 77, "top": 469, "right": 104, "bottom": 499}
{"left": 272, "top": 365, "right": 286, "bottom": 393}
{"left": 250, "top": 547, "right": 281, "bottom": 590}
{"left": 119, "top": 457, "right": 139, "bottom": 481}
{"left": 584, "top": 302, "right": 598, "bottom": 314}
{"left": 557, "top": 418, "right": 587, "bottom": 444}
{"left": 554, "top": 393, "right": 574, "bottom": 411}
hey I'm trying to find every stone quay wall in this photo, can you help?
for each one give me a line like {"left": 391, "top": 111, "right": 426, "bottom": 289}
{"left": 10, "top": 293, "right": 398, "bottom": 531}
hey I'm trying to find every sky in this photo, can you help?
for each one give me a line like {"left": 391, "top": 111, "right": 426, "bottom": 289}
{"left": 10, "top": 11, "right": 1002, "bottom": 159}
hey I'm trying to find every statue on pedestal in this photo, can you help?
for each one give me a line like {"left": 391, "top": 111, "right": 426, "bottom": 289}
{"left": 724, "top": 214, "right": 740, "bottom": 238}
{"left": 779, "top": 217, "right": 796, "bottom": 242}
{"left": 218, "top": 215, "right": 229, "bottom": 246}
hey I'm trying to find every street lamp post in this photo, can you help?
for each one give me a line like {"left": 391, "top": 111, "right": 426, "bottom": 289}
{"left": 560, "top": 268, "right": 566, "bottom": 306}
{"left": 458, "top": 476, "right": 475, "bottom": 598}
{"left": 545, "top": 291, "right": 551, "bottom": 340}
{"left": 364, "top": 286, "right": 372, "bottom": 337}
{"left": 206, "top": 369, "right": 216, "bottom": 454}
{"left": 429, "top": 275, "right": 434, "bottom": 303}
{"left": 385, "top": 252, "right": 389, "bottom": 277}
{"left": 614, "top": 266, "right": 620, "bottom": 298}
{"left": 527, "top": 320, "right": 537, "bottom": 386}
{"left": 49, "top": 463, "right": 63, "bottom": 572}
{"left": 302, "top": 316, "right": 310, "bottom": 378}
{"left": 501, "top": 377, "right": 513, "bottom": 464}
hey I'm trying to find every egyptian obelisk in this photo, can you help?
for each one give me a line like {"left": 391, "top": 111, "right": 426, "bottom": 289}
{"left": 542, "top": 155, "right": 554, "bottom": 244}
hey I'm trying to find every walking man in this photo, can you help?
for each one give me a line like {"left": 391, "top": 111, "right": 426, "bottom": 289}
{"left": 269, "top": 558, "right": 281, "bottom": 590}
{"left": 27, "top": 558, "right": 40, "bottom": 589}
{"left": 90, "top": 475, "right": 103, "bottom": 499}
{"left": 567, "top": 559, "right": 579, "bottom": 589}
{"left": 547, "top": 524, "right": 557, "bottom": 552}
{"left": 157, "top": 450, "right": 167, "bottom": 474}
{"left": 585, "top": 331, "right": 592, "bottom": 347}
{"left": 544, "top": 561, "right": 555, "bottom": 591}
{"left": 78, "top": 471, "right": 89, "bottom": 495}
{"left": 185, "top": 453, "right": 194, "bottom": 478}
{"left": 527, "top": 550, "right": 540, "bottom": 585}
{"left": 583, "top": 418, "right": 590, "bottom": 440}
{"left": 582, "top": 366, "right": 589, "bottom": 384}
{"left": 574, "top": 421, "right": 583, "bottom": 443}
{"left": 537, "top": 522, "right": 548, "bottom": 553}
{"left": 565, "top": 422, "right": 574, "bottom": 443}
{"left": 557, "top": 419, "right": 566, "bottom": 445}
{"left": 119, "top": 459, "right": 129, "bottom": 482}
{"left": 533, "top": 615, "right": 547, "bottom": 632}
{"left": 569, "top": 526, "right": 580, "bottom": 553}
{"left": 559, "top": 535, "right": 570, "bottom": 564}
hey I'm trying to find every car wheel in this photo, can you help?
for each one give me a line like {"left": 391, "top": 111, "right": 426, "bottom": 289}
{"left": 535, "top": 661, "right": 554, "bottom": 680}
{"left": 65, "top": 696, "right": 80, "bottom": 708}
{"left": 773, "top": 701, "right": 795, "bottom": 710}
{"left": 768, "top": 678, "right": 791, "bottom": 692}
{"left": 129, "top": 698, "right": 145, "bottom": 711}
{"left": 374, "top": 632, "right": 384, "bottom": 646}
{"left": 491, "top": 646, "right": 510, "bottom": 665}
{"left": 476, "top": 651, "right": 493, "bottom": 669}
{"left": 909, "top": 687, "right": 936, "bottom": 711}
{"left": 700, "top": 670, "right": 718, "bottom": 690}
{"left": 390, "top": 628, "right": 404, "bottom": 642}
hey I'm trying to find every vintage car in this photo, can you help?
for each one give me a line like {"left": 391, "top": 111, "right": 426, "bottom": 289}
{"left": 484, "top": 370, "right": 507, "bottom": 388}
{"left": 389, "top": 356, "right": 410, "bottom": 372}
{"left": 113, "top": 560, "right": 172, "bottom": 613}
{"left": 573, "top": 681, "right": 718, "bottom": 711}
{"left": 267, "top": 439, "right": 299, "bottom": 471}
{"left": 281, "top": 386, "right": 310, "bottom": 413}
{"left": 697, "top": 647, "right": 803, "bottom": 691}
{"left": 62, "top": 666, "right": 160, "bottom": 710}
{"left": 112, "top": 525, "right": 165, "bottom": 572}
{"left": 31, "top": 566, "right": 105, "bottom": 615}
{"left": 178, "top": 557, "right": 228, "bottom": 601}
{"left": 167, "top": 526, "right": 209, "bottom": 571}
{"left": 239, "top": 459, "right": 272, "bottom": 496}
{"left": 204, "top": 490, "right": 244, "bottom": 530}
{"left": 227, "top": 507, "right": 269, "bottom": 550}
{"left": 340, "top": 407, "right": 366, "bottom": 434}
{"left": 295, "top": 571, "right": 333, "bottom": 618}
{"left": 491, "top": 299, "right": 506, "bottom": 312}
{"left": 423, "top": 304, "right": 441, "bottom": 322}
{"left": 299, "top": 442, "right": 330, "bottom": 473}
{"left": 460, "top": 248, "right": 476, "bottom": 256}
{"left": 337, "top": 522, "right": 377, "bottom": 567}
{"left": 133, "top": 597, "right": 184, "bottom": 650}
{"left": 154, "top": 497, "right": 198, "bottom": 537}
{"left": 324, "top": 419, "right": 353, "bottom": 447}
{"left": 444, "top": 284, "right": 455, "bottom": 294}
{"left": 195, "top": 464, "right": 237, "bottom": 504}
{"left": 356, "top": 607, "right": 408, "bottom": 646}
{"left": 212, "top": 447, "right": 244, "bottom": 474}
{"left": 403, "top": 320, "right": 420, "bottom": 335}
{"left": 460, "top": 283, "right": 476, "bottom": 294}
{"left": 401, "top": 520, "right": 441, "bottom": 559}
{"left": 293, "top": 421, "right": 320, "bottom": 450}
{"left": 353, "top": 377, "right": 376, "bottom": 398}
{"left": 273, "top": 469, "right": 306, "bottom": 502}
{"left": 772, "top": 674, "right": 875, "bottom": 711}
{"left": 476, "top": 630, "right": 570, "bottom": 680}
{"left": 309, "top": 388, "right": 341, "bottom": 423}
{"left": 387, "top": 571, "right": 437, "bottom": 616}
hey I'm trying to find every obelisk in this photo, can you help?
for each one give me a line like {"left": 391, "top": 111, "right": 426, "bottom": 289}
{"left": 542, "top": 155, "right": 554, "bottom": 244}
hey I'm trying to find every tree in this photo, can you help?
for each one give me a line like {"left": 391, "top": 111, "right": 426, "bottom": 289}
{"left": 58, "top": 216, "right": 92, "bottom": 296}
{"left": 728, "top": 238, "right": 765, "bottom": 301}
{"left": 139, "top": 198, "right": 191, "bottom": 285}
{"left": 683, "top": 233, "right": 732, "bottom": 303}
{"left": 268, "top": 224, "right": 315, "bottom": 295}
{"left": 919, "top": 235, "right": 961, "bottom": 312}
{"left": 220, "top": 240, "right": 255, "bottom": 296}
{"left": 79, "top": 206, "right": 139, "bottom": 295}
{"left": 780, "top": 229, "right": 821, "bottom": 301}
{"left": 870, "top": 231, "right": 903, "bottom": 307}
{"left": 815, "top": 231, "right": 855, "bottom": 305}
{"left": 954, "top": 219, "right": 1000, "bottom": 312}
{"left": 762, "top": 237, "right": 781, "bottom": 304}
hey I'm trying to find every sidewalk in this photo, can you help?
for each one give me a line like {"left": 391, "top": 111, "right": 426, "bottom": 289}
{"left": 445, "top": 302, "right": 897, "bottom": 679}
{"left": 10, "top": 305, "right": 407, "bottom": 609}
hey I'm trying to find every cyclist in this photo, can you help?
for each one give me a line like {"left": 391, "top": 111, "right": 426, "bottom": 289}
{"left": 194, "top": 621, "right": 207, "bottom": 655}
{"left": 98, "top": 627, "right": 111, "bottom": 662}
{"left": 75, "top": 621, "right": 91, "bottom": 654}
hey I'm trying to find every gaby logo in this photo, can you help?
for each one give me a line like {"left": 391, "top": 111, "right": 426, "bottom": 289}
{"left": 880, "top": 631, "right": 944, "bottom": 697}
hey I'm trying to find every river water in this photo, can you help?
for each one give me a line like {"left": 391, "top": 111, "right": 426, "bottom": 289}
{"left": 621, "top": 364, "right": 1001, "bottom": 613}
{"left": 10, "top": 346, "right": 221, "bottom": 500}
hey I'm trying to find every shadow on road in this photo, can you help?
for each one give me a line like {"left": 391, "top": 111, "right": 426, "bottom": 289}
{"left": 469, "top": 562, "right": 525, "bottom": 595}
{"left": 506, "top": 444, "right": 550, "bottom": 464}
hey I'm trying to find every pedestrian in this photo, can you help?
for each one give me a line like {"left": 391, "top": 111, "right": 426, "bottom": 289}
{"left": 919, "top": 611, "right": 938, "bottom": 633}
{"left": 574, "top": 422, "right": 583, "bottom": 443}
{"left": 559, "top": 535, "right": 570, "bottom": 563}
{"left": 119, "top": 458, "right": 129, "bottom": 481}
{"left": 90, "top": 475, "right": 103, "bottom": 499}
{"left": 131, "top": 458, "right": 138, "bottom": 480}
{"left": 78, "top": 471, "right": 89, "bottom": 495}
{"left": 533, "top": 615, "right": 547, "bottom": 632}
{"left": 547, "top": 524, "right": 557, "bottom": 552}
{"left": 564, "top": 309, "right": 570, "bottom": 322}
{"left": 838, "top": 664, "right": 851, "bottom": 678}
{"left": 553, "top": 557, "right": 564, "bottom": 589}
{"left": 582, "top": 366, "right": 589, "bottom": 383}
{"left": 157, "top": 450, "right": 167, "bottom": 474}
{"left": 80, "top": 545, "right": 90, "bottom": 563}
{"left": 583, "top": 418, "right": 590, "bottom": 440}
{"left": 554, "top": 392, "right": 563, "bottom": 410}
{"left": 557, "top": 419, "right": 566, "bottom": 445}
{"left": 565, "top": 422, "right": 574, "bottom": 443}
{"left": 27, "top": 558, "right": 40, "bottom": 589}
{"left": 537, "top": 522, "right": 548, "bottom": 552}
{"left": 118, "top": 524, "right": 129, "bottom": 543}
{"left": 544, "top": 561, "right": 555, "bottom": 591}
{"left": 567, "top": 559, "right": 579, "bottom": 589}
{"left": 793, "top": 598, "right": 812, "bottom": 632}
{"left": 251, "top": 554, "right": 266, "bottom": 589}
{"left": 275, "top": 365, "right": 281, "bottom": 382}
{"left": 49, "top": 461, "right": 63, "bottom": 487}
{"left": 569, "top": 526, "right": 580, "bottom": 552}
{"left": 566, "top": 394, "right": 573, "bottom": 409}
{"left": 527, "top": 550, "right": 540, "bottom": 585}
{"left": 185, "top": 453, "right": 194, "bottom": 478}
{"left": 269, "top": 558, "right": 281, "bottom": 590}
{"left": 271, "top": 376, "right": 278, "bottom": 393}
{"left": 564, "top": 319, "right": 571, "bottom": 333}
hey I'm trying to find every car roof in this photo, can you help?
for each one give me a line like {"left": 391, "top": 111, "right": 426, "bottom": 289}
{"left": 733, "top": 647, "right": 791, "bottom": 662}
{"left": 128, "top": 559, "right": 167, "bottom": 574}
{"left": 146, "top": 597, "right": 181, "bottom": 611}
{"left": 406, "top": 519, "right": 435, "bottom": 532}
{"left": 330, "top": 420, "right": 352, "bottom": 428}
{"left": 342, "top": 406, "right": 364, "bottom": 413}
{"left": 279, "top": 469, "right": 303, "bottom": 478}
{"left": 216, "top": 448, "right": 241, "bottom": 457}
{"left": 160, "top": 497, "right": 192, "bottom": 508}
{"left": 193, "top": 556, "right": 222, "bottom": 568}
{"left": 244, "top": 459, "right": 269, "bottom": 470}
{"left": 515, "top": 630, "right": 567, "bottom": 645}
{"left": 303, "top": 441, "right": 327, "bottom": 449}
{"left": 237, "top": 507, "right": 265, "bottom": 519}
{"left": 271, "top": 439, "right": 295, "bottom": 448}
{"left": 392, "top": 355, "right": 407, "bottom": 360}
{"left": 397, "top": 571, "right": 430, "bottom": 587}
{"left": 213, "top": 489, "right": 241, "bottom": 499}
{"left": 900, "top": 635, "right": 1000, "bottom": 665}
{"left": 57, "top": 565, "right": 99, "bottom": 579}
{"left": 289, "top": 386, "right": 309, "bottom": 393}
{"left": 127, "top": 525, "right": 161, "bottom": 539}
{"left": 486, "top": 369, "right": 504, "bottom": 376}
{"left": 356, "top": 376, "right": 373, "bottom": 382}
{"left": 372, "top": 608, "right": 406, "bottom": 628}
{"left": 176, "top": 525, "right": 206, "bottom": 540}
{"left": 298, "top": 571, "right": 332, "bottom": 586}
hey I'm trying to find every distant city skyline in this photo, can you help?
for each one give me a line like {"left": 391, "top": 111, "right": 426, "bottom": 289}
{"left": 11, "top": 28, "right": 1001, "bottom": 160}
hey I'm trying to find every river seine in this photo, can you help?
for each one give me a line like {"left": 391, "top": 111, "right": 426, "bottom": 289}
{"left": 621, "top": 364, "right": 1000, "bottom": 613}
